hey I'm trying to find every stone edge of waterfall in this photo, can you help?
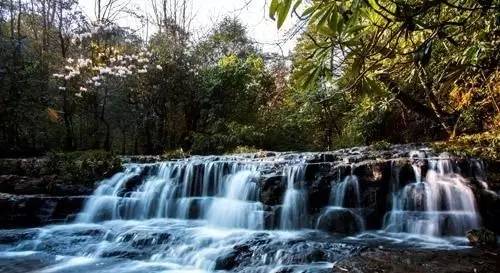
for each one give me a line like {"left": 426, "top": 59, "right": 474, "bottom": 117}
{"left": 1, "top": 143, "right": 499, "bottom": 235}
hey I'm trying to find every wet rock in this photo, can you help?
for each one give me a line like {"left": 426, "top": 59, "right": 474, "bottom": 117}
{"left": 214, "top": 245, "right": 252, "bottom": 271}
{"left": 131, "top": 232, "right": 171, "bottom": 248}
{"left": 214, "top": 251, "right": 239, "bottom": 270}
{"left": 466, "top": 228, "right": 497, "bottom": 248}
{"left": 260, "top": 175, "right": 285, "bottom": 206}
{"left": 477, "top": 189, "right": 500, "bottom": 234}
{"left": 305, "top": 249, "right": 327, "bottom": 262}
{"left": 333, "top": 247, "right": 500, "bottom": 273}
{"left": 0, "top": 175, "right": 94, "bottom": 196}
{"left": 0, "top": 194, "right": 87, "bottom": 228}
{"left": 0, "top": 229, "right": 38, "bottom": 244}
{"left": 307, "top": 177, "right": 332, "bottom": 213}
{"left": 100, "top": 249, "right": 148, "bottom": 260}
{"left": 352, "top": 161, "right": 388, "bottom": 184}
{"left": 316, "top": 208, "right": 362, "bottom": 234}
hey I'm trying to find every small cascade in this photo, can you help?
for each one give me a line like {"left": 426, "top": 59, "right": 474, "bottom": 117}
{"left": 471, "top": 159, "right": 489, "bottom": 190}
{"left": 77, "top": 159, "right": 265, "bottom": 229}
{"left": 206, "top": 169, "right": 264, "bottom": 229}
{"left": 280, "top": 164, "right": 308, "bottom": 230}
{"left": 409, "top": 150, "right": 426, "bottom": 183}
{"left": 384, "top": 152, "right": 480, "bottom": 236}
{"left": 317, "top": 175, "right": 365, "bottom": 233}
{"left": 331, "top": 175, "right": 361, "bottom": 208}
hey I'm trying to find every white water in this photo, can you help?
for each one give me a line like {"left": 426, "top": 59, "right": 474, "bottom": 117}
{"left": 384, "top": 152, "right": 480, "bottom": 236}
{"left": 279, "top": 164, "right": 308, "bottom": 230}
{"left": 330, "top": 175, "right": 361, "bottom": 208}
{"left": 0, "top": 152, "right": 491, "bottom": 273}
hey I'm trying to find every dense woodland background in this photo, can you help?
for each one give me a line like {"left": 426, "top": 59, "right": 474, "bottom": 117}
{"left": 0, "top": 0, "right": 498, "bottom": 157}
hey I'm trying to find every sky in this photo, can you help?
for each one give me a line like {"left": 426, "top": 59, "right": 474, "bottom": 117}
{"left": 78, "top": 0, "right": 300, "bottom": 54}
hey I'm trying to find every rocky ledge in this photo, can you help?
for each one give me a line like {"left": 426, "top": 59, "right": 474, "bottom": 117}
{"left": 0, "top": 193, "right": 88, "bottom": 228}
{"left": 332, "top": 246, "right": 500, "bottom": 273}
{"left": 1, "top": 144, "right": 499, "bottom": 232}
{"left": 0, "top": 151, "right": 121, "bottom": 228}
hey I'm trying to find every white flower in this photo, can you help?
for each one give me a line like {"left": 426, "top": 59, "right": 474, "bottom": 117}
{"left": 67, "top": 58, "right": 74, "bottom": 63}
{"left": 137, "top": 69, "right": 147, "bottom": 74}
{"left": 91, "top": 76, "right": 100, "bottom": 81}
{"left": 94, "top": 82, "right": 102, "bottom": 87}
{"left": 99, "top": 67, "right": 111, "bottom": 75}
{"left": 156, "top": 65, "right": 163, "bottom": 70}
{"left": 79, "top": 87, "right": 88, "bottom": 92}
{"left": 58, "top": 86, "right": 66, "bottom": 90}
{"left": 52, "top": 73, "right": 64, "bottom": 78}
{"left": 75, "top": 93, "right": 83, "bottom": 98}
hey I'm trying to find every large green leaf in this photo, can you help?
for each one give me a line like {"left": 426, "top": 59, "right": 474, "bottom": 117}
{"left": 278, "top": 0, "right": 293, "bottom": 29}
{"left": 269, "top": 0, "right": 279, "bottom": 20}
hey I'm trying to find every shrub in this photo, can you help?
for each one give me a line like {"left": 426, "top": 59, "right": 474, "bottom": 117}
{"left": 46, "top": 150, "right": 122, "bottom": 185}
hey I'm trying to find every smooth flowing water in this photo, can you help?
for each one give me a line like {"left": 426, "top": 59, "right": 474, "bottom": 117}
{"left": 384, "top": 152, "right": 480, "bottom": 236}
{"left": 0, "top": 151, "right": 490, "bottom": 273}
{"left": 280, "top": 164, "right": 308, "bottom": 230}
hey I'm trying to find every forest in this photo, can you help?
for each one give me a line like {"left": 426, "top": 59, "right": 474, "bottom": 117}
{"left": 0, "top": 1, "right": 500, "bottom": 272}
{"left": 0, "top": 0, "right": 498, "bottom": 157}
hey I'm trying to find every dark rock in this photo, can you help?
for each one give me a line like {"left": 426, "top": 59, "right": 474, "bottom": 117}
{"left": 333, "top": 247, "right": 500, "bottom": 273}
{"left": 352, "top": 161, "right": 388, "bottom": 184}
{"left": 305, "top": 249, "right": 327, "bottom": 262}
{"left": 466, "top": 228, "right": 497, "bottom": 248}
{"left": 0, "top": 229, "right": 38, "bottom": 244}
{"left": 307, "top": 176, "right": 332, "bottom": 213}
{"left": 316, "top": 208, "right": 363, "bottom": 234}
{"left": 100, "top": 249, "right": 148, "bottom": 260}
{"left": 477, "top": 189, "right": 500, "bottom": 234}
{"left": 214, "top": 251, "right": 239, "bottom": 270}
{"left": 0, "top": 194, "right": 87, "bottom": 228}
{"left": 260, "top": 175, "right": 285, "bottom": 206}
{"left": 0, "top": 175, "right": 94, "bottom": 196}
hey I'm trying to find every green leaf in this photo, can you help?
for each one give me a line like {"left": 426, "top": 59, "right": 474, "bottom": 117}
{"left": 269, "top": 0, "right": 279, "bottom": 20}
{"left": 277, "top": 0, "right": 293, "bottom": 29}
{"left": 301, "top": 4, "right": 317, "bottom": 17}
{"left": 292, "top": 0, "right": 303, "bottom": 13}
{"left": 327, "top": 10, "right": 339, "bottom": 35}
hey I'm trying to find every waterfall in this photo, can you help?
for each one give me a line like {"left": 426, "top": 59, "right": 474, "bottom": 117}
{"left": 331, "top": 175, "right": 361, "bottom": 208}
{"left": 77, "top": 159, "right": 265, "bottom": 229}
{"left": 279, "top": 164, "right": 308, "bottom": 230}
{"left": 206, "top": 169, "right": 264, "bottom": 229}
{"left": 316, "top": 175, "right": 365, "bottom": 233}
{"left": 1, "top": 150, "right": 493, "bottom": 273}
{"left": 384, "top": 152, "right": 480, "bottom": 236}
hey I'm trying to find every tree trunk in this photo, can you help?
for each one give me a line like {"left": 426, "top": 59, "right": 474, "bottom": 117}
{"left": 378, "top": 73, "right": 455, "bottom": 136}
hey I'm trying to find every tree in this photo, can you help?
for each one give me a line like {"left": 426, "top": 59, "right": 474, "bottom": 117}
{"left": 270, "top": 0, "right": 499, "bottom": 138}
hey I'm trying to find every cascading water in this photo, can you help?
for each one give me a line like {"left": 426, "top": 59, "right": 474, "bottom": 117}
{"left": 78, "top": 160, "right": 265, "bottom": 229}
{"left": 316, "top": 175, "right": 365, "bottom": 233}
{"left": 384, "top": 152, "right": 480, "bottom": 236}
{"left": 205, "top": 169, "right": 264, "bottom": 229}
{"left": 0, "top": 150, "right": 493, "bottom": 273}
{"left": 331, "top": 175, "right": 361, "bottom": 208}
{"left": 279, "top": 164, "right": 308, "bottom": 230}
